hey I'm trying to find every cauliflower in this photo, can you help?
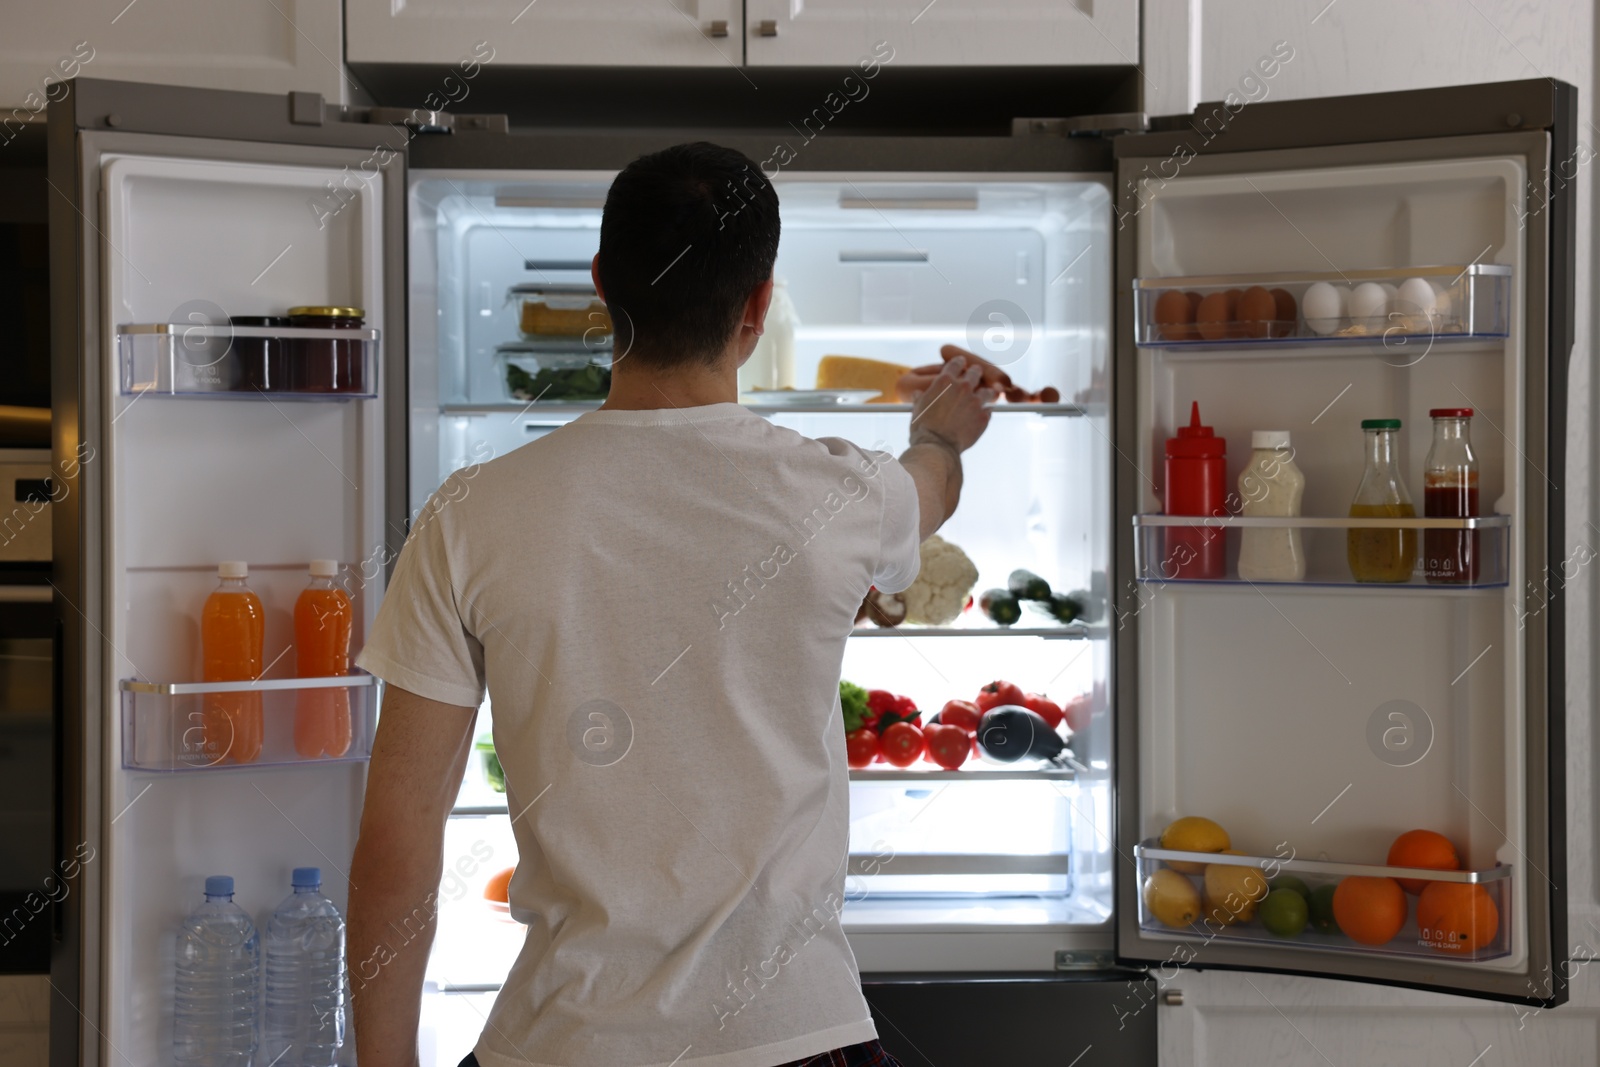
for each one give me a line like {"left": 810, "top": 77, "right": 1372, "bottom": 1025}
{"left": 902, "top": 535, "right": 979, "bottom": 625}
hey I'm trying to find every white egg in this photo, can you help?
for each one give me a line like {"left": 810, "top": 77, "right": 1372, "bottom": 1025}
{"left": 1397, "top": 277, "right": 1439, "bottom": 319}
{"left": 1348, "top": 282, "right": 1389, "bottom": 323}
{"left": 1303, "top": 282, "right": 1343, "bottom": 335}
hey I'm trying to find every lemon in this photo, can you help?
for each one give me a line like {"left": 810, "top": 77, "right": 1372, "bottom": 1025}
{"left": 1161, "top": 816, "right": 1231, "bottom": 874}
{"left": 1202, "top": 853, "right": 1268, "bottom": 925}
{"left": 1142, "top": 868, "right": 1202, "bottom": 929}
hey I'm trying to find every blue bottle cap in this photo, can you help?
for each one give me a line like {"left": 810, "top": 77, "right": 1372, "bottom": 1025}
{"left": 291, "top": 867, "right": 321, "bottom": 889}
{"left": 204, "top": 875, "right": 234, "bottom": 897}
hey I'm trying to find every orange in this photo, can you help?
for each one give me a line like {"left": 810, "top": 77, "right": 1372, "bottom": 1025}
{"left": 1332, "top": 876, "right": 1407, "bottom": 945}
{"left": 483, "top": 866, "right": 515, "bottom": 903}
{"left": 1417, "top": 882, "right": 1500, "bottom": 954}
{"left": 1387, "top": 830, "right": 1461, "bottom": 894}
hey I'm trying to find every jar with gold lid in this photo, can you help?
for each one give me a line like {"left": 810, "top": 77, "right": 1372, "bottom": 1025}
{"left": 288, "top": 306, "right": 365, "bottom": 393}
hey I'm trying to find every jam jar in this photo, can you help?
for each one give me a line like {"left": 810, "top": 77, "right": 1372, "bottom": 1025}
{"left": 228, "top": 316, "right": 292, "bottom": 392}
{"left": 287, "top": 306, "right": 365, "bottom": 393}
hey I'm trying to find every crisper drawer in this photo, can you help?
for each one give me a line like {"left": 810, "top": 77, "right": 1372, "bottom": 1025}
{"left": 860, "top": 974, "right": 1157, "bottom": 1067}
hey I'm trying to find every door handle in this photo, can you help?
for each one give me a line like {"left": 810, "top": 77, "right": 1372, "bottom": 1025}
{"left": 756, "top": 19, "right": 779, "bottom": 36}
{"left": 707, "top": 19, "right": 729, "bottom": 37}
{"left": 1162, "top": 989, "right": 1185, "bottom": 1006}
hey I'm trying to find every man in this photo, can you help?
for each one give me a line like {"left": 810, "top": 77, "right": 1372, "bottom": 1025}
{"left": 349, "top": 142, "right": 993, "bottom": 1067}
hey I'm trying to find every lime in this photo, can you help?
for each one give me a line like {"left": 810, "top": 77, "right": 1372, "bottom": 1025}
{"left": 1308, "top": 884, "right": 1339, "bottom": 934}
{"left": 1268, "top": 875, "right": 1311, "bottom": 902}
{"left": 1260, "top": 888, "right": 1310, "bottom": 937}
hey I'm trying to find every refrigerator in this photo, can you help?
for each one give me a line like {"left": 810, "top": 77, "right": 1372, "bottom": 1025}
{"left": 46, "top": 74, "right": 1573, "bottom": 1066}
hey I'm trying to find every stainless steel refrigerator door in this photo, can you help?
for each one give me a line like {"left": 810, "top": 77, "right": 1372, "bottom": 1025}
{"left": 1111, "top": 78, "right": 1574, "bottom": 1005}
{"left": 47, "top": 77, "right": 410, "bottom": 1067}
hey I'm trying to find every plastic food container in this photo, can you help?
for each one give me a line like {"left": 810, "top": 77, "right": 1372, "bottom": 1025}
{"left": 287, "top": 306, "right": 366, "bottom": 393}
{"left": 498, "top": 345, "right": 611, "bottom": 402}
{"left": 228, "top": 316, "right": 292, "bottom": 392}
{"left": 509, "top": 284, "right": 611, "bottom": 340}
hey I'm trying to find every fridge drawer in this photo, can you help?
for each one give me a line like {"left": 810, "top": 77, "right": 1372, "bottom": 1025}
{"left": 860, "top": 973, "right": 1157, "bottom": 1067}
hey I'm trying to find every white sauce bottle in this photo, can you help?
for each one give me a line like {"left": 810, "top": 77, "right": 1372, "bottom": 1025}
{"left": 1237, "top": 430, "right": 1306, "bottom": 581}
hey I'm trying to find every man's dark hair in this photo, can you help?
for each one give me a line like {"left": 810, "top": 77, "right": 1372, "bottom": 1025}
{"left": 597, "top": 142, "right": 780, "bottom": 366}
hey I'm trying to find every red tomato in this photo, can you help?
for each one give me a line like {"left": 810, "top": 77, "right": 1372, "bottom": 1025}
{"left": 924, "top": 723, "right": 970, "bottom": 770}
{"left": 976, "top": 680, "right": 1025, "bottom": 713}
{"left": 938, "top": 699, "right": 982, "bottom": 735}
{"left": 1062, "top": 693, "right": 1092, "bottom": 734}
{"left": 893, "top": 693, "right": 919, "bottom": 717}
{"left": 845, "top": 728, "right": 881, "bottom": 769}
{"left": 1022, "top": 693, "right": 1063, "bottom": 730}
{"left": 880, "top": 722, "right": 925, "bottom": 767}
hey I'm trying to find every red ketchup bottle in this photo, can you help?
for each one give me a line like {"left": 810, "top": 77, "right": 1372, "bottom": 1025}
{"left": 1164, "top": 401, "right": 1227, "bottom": 580}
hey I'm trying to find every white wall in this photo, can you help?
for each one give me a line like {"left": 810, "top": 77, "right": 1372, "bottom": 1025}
{"left": 1144, "top": 1, "right": 1600, "bottom": 1062}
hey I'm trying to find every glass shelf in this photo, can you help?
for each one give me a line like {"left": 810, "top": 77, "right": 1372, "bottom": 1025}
{"left": 1133, "top": 264, "right": 1510, "bottom": 349}
{"left": 118, "top": 323, "right": 379, "bottom": 398}
{"left": 850, "top": 623, "right": 1090, "bottom": 639}
{"left": 850, "top": 765, "right": 1076, "bottom": 782}
{"left": 1132, "top": 514, "right": 1511, "bottom": 588}
{"left": 437, "top": 401, "right": 1088, "bottom": 417}
{"left": 1135, "top": 840, "right": 1512, "bottom": 961}
{"left": 119, "top": 673, "right": 377, "bottom": 772}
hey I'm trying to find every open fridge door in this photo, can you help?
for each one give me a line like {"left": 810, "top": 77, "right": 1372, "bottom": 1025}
{"left": 47, "top": 78, "right": 411, "bottom": 1065}
{"left": 1112, "top": 79, "right": 1574, "bottom": 1004}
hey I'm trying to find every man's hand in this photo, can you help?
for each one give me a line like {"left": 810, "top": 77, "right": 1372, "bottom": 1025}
{"left": 901, "top": 350, "right": 997, "bottom": 539}
{"left": 907, "top": 349, "right": 995, "bottom": 454}
{"left": 348, "top": 687, "right": 478, "bottom": 1067}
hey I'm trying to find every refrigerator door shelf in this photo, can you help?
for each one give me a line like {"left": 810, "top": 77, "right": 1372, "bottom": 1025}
{"left": 1132, "top": 514, "right": 1511, "bottom": 588}
{"left": 1134, "top": 264, "right": 1511, "bottom": 349}
{"left": 118, "top": 673, "right": 378, "bottom": 772}
{"left": 117, "top": 323, "right": 380, "bottom": 399}
{"left": 1135, "top": 840, "right": 1512, "bottom": 962}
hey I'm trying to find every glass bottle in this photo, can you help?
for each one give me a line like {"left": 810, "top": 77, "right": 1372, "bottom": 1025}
{"left": 1347, "top": 419, "right": 1417, "bottom": 583}
{"left": 1422, "top": 408, "right": 1479, "bottom": 584}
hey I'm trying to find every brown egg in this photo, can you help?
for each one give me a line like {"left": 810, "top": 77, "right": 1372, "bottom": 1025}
{"left": 1237, "top": 286, "right": 1277, "bottom": 338}
{"left": 1196, "top": 290, "right": 1237, "bottom": 341}
{"left": 1270, "top": 287, "right": 1297, "bottom": 323}
{"left": 1153, "top": 289, "right": 1198, "bottom": 340}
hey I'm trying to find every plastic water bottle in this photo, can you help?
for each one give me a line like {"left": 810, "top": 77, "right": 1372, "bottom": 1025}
{"left": 263, "top": 867, "right": 347, "bottom": 1066}
{"left": 174, "top": 875, "right": 260, "bottom": 1066}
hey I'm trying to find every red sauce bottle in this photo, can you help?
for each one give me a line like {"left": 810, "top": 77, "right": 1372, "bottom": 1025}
{"left": 1164, "top": 401, "right": 1227, "bottom": 580}
{"left": 1423, "top": 407, "right": 1479, "bottom": 584}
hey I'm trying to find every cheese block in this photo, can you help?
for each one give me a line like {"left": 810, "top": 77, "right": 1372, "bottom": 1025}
{"left": 815, "top": 355, "right": 913, "bottom": 402}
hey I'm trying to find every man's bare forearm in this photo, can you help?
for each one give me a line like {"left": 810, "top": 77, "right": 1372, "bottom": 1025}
{"left": 349, "top": 836, "right": 445, "bottom": 1067}
{"left": 902, "top": 428, "right": 963, "bottom": 540}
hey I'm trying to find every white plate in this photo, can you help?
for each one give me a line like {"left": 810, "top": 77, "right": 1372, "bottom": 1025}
{"left": 740, "top": 389, "right": 882, "bottom": 406}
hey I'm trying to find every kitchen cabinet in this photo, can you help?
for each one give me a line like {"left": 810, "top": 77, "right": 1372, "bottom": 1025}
{"left": 0, "top": 0, "right": 347, "bottom": 109}
{"left": 344, "top": 0, "right": 744, "bottom": 69}
{"left": 744, "top": 0, "right": 1138, "bottom": 67}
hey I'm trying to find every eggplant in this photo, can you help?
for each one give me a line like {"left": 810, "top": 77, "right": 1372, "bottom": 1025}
{"left": 1007, "top": 568, "right": 1053, "bottom": 601}
{"left": 978, "top": 589, "right": 1021, "bottom": 626}
{"left": 977, "top": 705, "right": 1067, "bottom": 762}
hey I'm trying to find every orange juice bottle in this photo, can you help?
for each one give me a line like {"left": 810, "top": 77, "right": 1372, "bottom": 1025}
{"left": 201, "top": 562, "right": 265, "bottom": 764}
{"left": 293, "top": 560, "right": 352, "bottom": 759}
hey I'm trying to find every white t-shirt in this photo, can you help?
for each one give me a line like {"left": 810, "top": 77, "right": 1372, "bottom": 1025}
{"left": 357, "top": 402, "right": 922, "bottom": 1067}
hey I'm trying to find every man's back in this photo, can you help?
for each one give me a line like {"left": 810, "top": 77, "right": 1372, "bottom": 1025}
{"left": 359, "top": 402, "right": 920, "bottom": 1066}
